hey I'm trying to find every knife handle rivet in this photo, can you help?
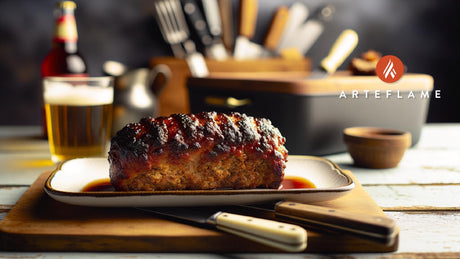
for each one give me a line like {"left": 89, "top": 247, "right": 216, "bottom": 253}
{"left": 328, "top": 209, "right": 335, "bottom": 213}
{"left": 278, "top": 225, "right": 284, "bottom": 229}
{"left": 288, "top": 203, "right": 296, "bottom": 206}
{"left": 247, "top": 218, "right": 253, "bottom": 222}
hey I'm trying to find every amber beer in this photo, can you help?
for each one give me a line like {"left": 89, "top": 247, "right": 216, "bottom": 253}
{"left": 43, "top": 77, "right": 113, "bottom": 163}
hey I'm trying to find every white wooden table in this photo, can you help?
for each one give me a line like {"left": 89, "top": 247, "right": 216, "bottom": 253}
{"left": 0, "top": 124, "right": 459, "bottom": 258}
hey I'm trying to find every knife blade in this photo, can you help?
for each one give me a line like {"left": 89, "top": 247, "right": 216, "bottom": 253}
{"left": 182, "top": 0, "right": 228, "bottom": 60}
{"left": 275, "top": 2, "right": 309, "bottom": 54}
{"left": 233, "top": 0, "right": 270, "bottom": 59}
{"left": 136, "top": 206, "right": 307, "bottom": 252}
{"left": 242, "top": 201, "right": 397, "bottom": 245}
{"left": 308, "top": 29, "right": 358, "bottom": 79}
{"left": 296, "top": 4, "right": 335, "bottom": 55}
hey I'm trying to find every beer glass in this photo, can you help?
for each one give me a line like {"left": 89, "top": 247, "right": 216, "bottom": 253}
{"left": 43, "top": 77, "right": 114, "bottom": 163}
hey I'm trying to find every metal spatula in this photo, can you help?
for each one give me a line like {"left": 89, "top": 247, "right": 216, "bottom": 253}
{"left": 153, "top": 0, "right": 209, "bottom": 77}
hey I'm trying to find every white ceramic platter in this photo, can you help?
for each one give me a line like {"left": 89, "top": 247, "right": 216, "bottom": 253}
{"left": 44, "top": 156, "right": 354, "bottom": 207}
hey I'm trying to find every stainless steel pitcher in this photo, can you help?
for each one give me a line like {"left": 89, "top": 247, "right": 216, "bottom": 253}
{"left": 103, "top": 61, "right": 171, "bottom": 135}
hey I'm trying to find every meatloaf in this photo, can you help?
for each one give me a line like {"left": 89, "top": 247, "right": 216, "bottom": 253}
{"left": 108, "top": 111, "right": 288, "bottom": 191}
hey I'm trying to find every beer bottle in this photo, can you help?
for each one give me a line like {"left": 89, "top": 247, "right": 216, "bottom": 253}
{"left": 41, "top": 1, "right": 88, "bottom": 137}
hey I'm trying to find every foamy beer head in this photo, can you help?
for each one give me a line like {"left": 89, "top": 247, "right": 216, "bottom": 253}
{"left": 43, "top": 77, "right": 114, "bottom": 163}
{"left": 44, "top": 78, "right": 113, "bottom": 105}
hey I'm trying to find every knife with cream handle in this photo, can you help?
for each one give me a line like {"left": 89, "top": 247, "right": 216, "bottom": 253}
{"left": 137, "top": 206, "right": 307, "bottom": 252}
{"left": 308, "top": 29, "right": 358, "bottom": 79}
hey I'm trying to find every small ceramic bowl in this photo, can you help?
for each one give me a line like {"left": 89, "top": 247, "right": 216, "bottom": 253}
{"left": 343, "top": 127, "right": 411, "bottom": 169}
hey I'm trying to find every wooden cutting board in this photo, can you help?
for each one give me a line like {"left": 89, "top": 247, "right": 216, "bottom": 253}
{"left": 0, "top": 170, "right": 398, "bottom": 253}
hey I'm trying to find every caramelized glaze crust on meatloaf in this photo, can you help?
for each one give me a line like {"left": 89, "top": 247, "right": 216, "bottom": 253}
{"left": 108, "top": 112, "right": 288, "bottom": 191}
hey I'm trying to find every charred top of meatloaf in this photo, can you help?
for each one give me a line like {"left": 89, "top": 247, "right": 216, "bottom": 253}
{"left": 108, "top": 111, "right": 288, "bottom": 181}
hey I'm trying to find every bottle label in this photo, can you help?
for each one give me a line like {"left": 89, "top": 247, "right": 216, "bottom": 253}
{"left": 54, "top": 14, "right": 78, "bottom": 42}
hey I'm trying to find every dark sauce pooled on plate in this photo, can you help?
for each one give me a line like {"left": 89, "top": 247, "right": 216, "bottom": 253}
{"left": 81, "top": 176, "right": 315, "bottom": 192}
{"left": 81, "top": 178, "right": 114, "bottom": 192}
{"left": 280, "top": 176, "right": 316, "bottom": 189}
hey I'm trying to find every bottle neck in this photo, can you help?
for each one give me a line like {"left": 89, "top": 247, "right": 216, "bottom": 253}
{"left": 52, "top": 7, "right": 78, "bottom": 52}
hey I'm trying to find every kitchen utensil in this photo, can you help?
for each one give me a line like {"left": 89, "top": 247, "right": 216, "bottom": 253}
{"left": 262, "top": 201, "right": 397, "bottom": 245}
{"left": 136, "top": 206, "right": 307, "bottom": 252}
{"left": 343, "top": 127, "right": 412, "bottom": 169}
{"left": 238, "top": 201, "right": 396, "bottom": 246}
{"left": 233, "top": 0, "right": 270, "bottom": 59}
{"left": 308, "top": 29, "right": 358, "bottom": 79}
{"left": 153, "top": 0, "right": 186, "bottom": 59}
{"left": 201, "top": 0, "right": 229, "bottom": 60}
{"left": 263, "top": 6, "right": 289, "bottom": 55}
{"left": 182, "top": 0, "right": 228, "bottom": 60}
{"left": 103, "top": 60, "right": 171, "bottom": 135}
{"left": 295, "top": 4, "right": 335, "bottom": 55}
{"left": 275, "top": 2, "right": 309, "bottom": 53}
{"left": 153, "top": 0, "right": 209, "bottom": 77}
{"left": 218, "top": 0, "right": 234, "bottom": 51}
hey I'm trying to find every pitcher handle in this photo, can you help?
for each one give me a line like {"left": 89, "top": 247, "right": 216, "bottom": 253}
{"left": 149, "top": 64, "right": 172, "bottom": 95}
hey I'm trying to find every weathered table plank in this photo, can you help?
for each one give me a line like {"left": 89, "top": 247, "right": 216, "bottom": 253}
{"left": 365, "top": 185, "right": 460, "bottom": 210}
{"left": 386, "top": 211, "right": 460, "bottom": 253}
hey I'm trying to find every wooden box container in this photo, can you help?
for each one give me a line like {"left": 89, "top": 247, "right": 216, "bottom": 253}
{"left": 149, "top": 57, "right": 311, "bottom": 117}
{"left": 187, "top": 72, "right": 434, "bottom": 155}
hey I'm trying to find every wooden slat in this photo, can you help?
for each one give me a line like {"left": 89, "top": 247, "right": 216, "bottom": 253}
{"left": 0, "top": 126, "right": 41, "bottom": 138}
{"left": 365, "top": 185, "right": 460, "bottom": 210}
{"left": 0, "top": 186, "right": 28, "bottom": 206}
{"left": 385, "top": 211, "right": 460, "bottom": 253}
{"left": 0, "top": 154, "right": 55, "bottom": 185}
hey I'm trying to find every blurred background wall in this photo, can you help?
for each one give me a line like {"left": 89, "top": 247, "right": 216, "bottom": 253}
{"left": 0, "top": 0, "right": 458, "bottom": 125}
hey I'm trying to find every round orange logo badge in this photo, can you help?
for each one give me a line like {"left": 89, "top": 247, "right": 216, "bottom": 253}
{"left": 376, "top": 55, "right": 404, "bottom": 83}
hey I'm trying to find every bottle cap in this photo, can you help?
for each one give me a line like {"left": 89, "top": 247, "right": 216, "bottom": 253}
{"left": 57, "top": 1, "right": 76, "bottom": 9}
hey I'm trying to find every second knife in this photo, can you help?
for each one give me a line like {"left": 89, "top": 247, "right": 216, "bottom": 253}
{"left": 243, "top": 201, "right": 397, "bottom": 245}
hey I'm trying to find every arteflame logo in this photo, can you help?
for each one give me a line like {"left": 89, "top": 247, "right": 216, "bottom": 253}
{"left": 376, "top": 55, "right": 404, "bottom": 83}
{"left": 338, "top": 54, "right": 441, "bottom": 100}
